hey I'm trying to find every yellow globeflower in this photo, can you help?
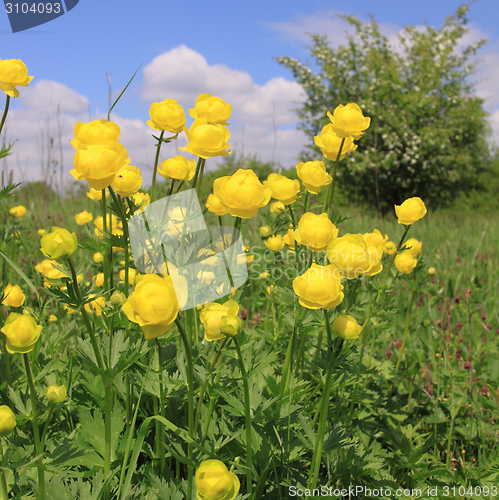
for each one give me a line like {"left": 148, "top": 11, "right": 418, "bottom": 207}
{"left": 333, "top": 314, "right": 362, "bottom": 340}
{"left": 384, "top": 240, "right": 397, "bottom": 255}
{"left": 0, "top": 406, "right": 16, "bottom": 437}
{"left": 189, "top": 93, "right": 232, "bottom": 125}
{"left": 38, "top": 229, "right": 47, "bottom": 236}
{"left": 263, "top": 173, "right": 300, "bottom": 205}
{"left": 394, "top": 252, "right": 417, "bottom": 274}
{"left": 34, "top": 259, "right": 66, "bottom": 280}
{"left": 75, "top": 210, "right": 93, "bottom": 225}
{"left": 94, "top": 273, "right": 104, "bottom": 287}
{"left": 195, "top": 459, "right": 240, "bottom": 500}
{"left": 293, "top": 263, "right": 344, "bottom": 310}
{"left": 2, "top": 284, "right": 25, "bottom": 308}
{"left": 403, "top": 237, "right": 423, "bottom": 257}
{"left": 131, "top": 192, "right": 150, "bottom": 211}
{"left": 0, "top": 58, "right": 33, "bottom": 98}
{"left": 206, "top": 193, "right": 229, "bottom": 216}
{"left": 363, "top": 229, "right": 388, "bottom": 249}
{"left": 9, "top": 205, "right": 26, "bottom": 218}
{"left": 314, "top": 124, "right": 357, "bottom": 161}
{"left": 213, "top": 169, "right": 272, "bottom": 218}
{"left": 70, "top": 119, "right": 120, "bottom": 149}
{"left": 264, "top": 234, "right": 285, "bottom": 251}
{"left": 40, "top": 227, "right": 78, "bottom": 260}
{"left": 394, "top": 197, "right": 427, "bottom": 225}
{"left": 158, "top": 155, "right": 196, "bottom": 181}
{"left": 84, "top": 295, "right": 106, "bottom": 317}
{"left": 283, "top": 227, "right": 295, "bottom": 247}
{"left": 119, "top": 268, "right": 136, "bottom": 283}
{"left": 326, "top": 234, "right": 372, "bottom": 279}
{"left": 327, "top": 103, "right": 371, "bottom": 139}
{"left": 45, "top": 384, "right": 67, "bottom": 403}
{"left": 93, "top": 252, "right": 104, "bottom": 263}
{"left": 1, "top": 312, "right": 43, "bottom": 354}
{"left": 296, "top": 160, "right": 332, "bottom": 194}
{"left": 200, "top": 299, "right": 239, "bottom": 342}
{"left": 122, "top": 274, "right": 181, "bottom": 340}
{"left": 270, "top": 201, "right": 285, "bottom": 214}
{"left": 179, "top": 118, "right": 231, "bottom": 159}
{"left": 293, "top": 212, "right": 338, "bottom": 252}
{"left": 94, "top": 214, "right": 123, "bottom": 238}
{"left": 147, "top": 99, "right": 186, "bottom": 134}
{"left": 87, "top": 188, "right": 109, "bottom": 201}
{"left": 111, "top": 165, "right": 143, "bottom": 197}
{"left": 259, "top": 225, "right": 272, "bottom": 237}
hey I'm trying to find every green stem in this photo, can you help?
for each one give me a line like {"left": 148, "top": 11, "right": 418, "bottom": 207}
{"left": 0, "top": 440, "right": 8, "bottom": 500}
{"left": 176, "top": 318, "right": 194, "bottom": 499}
{"left": 194, "top": 337, "right": 229, "bottom": 437}
{"left": 234, "top": 337, "right": 253, "bottom": 495}
{"left": 0, "top": 95, "right": 10, "bottom": 136}
{"left": 307, "top": 310, "right": 341, "bottom": 490}
{"left": 345, "top": 279, "right": 360, "bottom": 314}
{"left": 40, "top": 404, "right": 55, "bottom": 449}
{"left": 394, "top": 280, "right": 416, "bottom": 372}
{"left": 191, "top": 157, "right": 206, "bottom": 194}
{"left": 150, "top": 130, "right": 165, "bottom": 201}
{"left": 104, "top": 381, "right": 113, "bottom": 497}
{"left": 156, "top": 339, "right": 166, "bottom": 474}
{"left": 101, "top": 189, "right": 109, "bottom": 294}
{"left": 23, "top": 354, "right": 45, "bottom": 500}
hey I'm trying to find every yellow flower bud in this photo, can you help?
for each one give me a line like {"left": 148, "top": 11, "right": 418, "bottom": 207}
{"left": 179, "top": 118, "right": 231, "bottom": 158}
{"left": 0, "top": 406, "right": 16, "bottom": 436}
{"left": 110, "top": 290, "right": 126, "bottom": 306}
{"left": 147, "top": 99, "right": 186, "bottom": 133}
{"left": 394, "top": 197, "right": 427, "bottom": 225}
{"left": 195, "top": 459, "right": 240, "bottom": 500}
{"left": 263, "top": 173, "right": 300, "bottom": 205}
{"left": 294, "top": 212, "right": 338, "bottom": 252}
{"left": 292, "top": 263, "right": 344, "bottom": 310}
{"left": 296, "top": 160, "right": 332, "bottom": 194}
{"left": 220, "top": 314, "right": 242, "bottom": 337}
{"left": 428, "top": 267, "right": 437, "bottom": 276}
{"left": 34, "top": 259, "right": 66, "bottom": 280}
{"left": 111, "top": 165, "right": 143, "bottom": 197}
{"left": 158, "top": 155, "right": 196, "bottom": 182}
{"left": 403, "top": 237, "right": 423, "bottom": 257}
{"left": 213, "top": 169, "right": 272, "bottom": 218}
{"left": 332, "top": 314, "right": 362, "bottom": 340}
{"left": 394, "top": 251, "right": 418, "bottom": 274}
{"left": 189, "top": 93, "right": 232, "bottom": 125}
{"left": 259, "top": 225, "right": 272, "bottom": 237}
{"left": 270, "top": 201, "right": 285, "bottom": 214}
{"left": 384, "top": 241, "right": 397, "bottom": 255}
{"left": 45, "top": 384, "right": 67, "bottom": 403}
{"left": 119, "top": 268, "right": 136, "bottom": 284}
{"left": 200, "top": 299, "right": 239, "bottom": 342}
{"left": 40, "top": 226, "right": 78, "bottom": 260}
{"left": 1, "top": 312, "right": 43, "bottom": 354}
{"left": 93, "top": 252, "right": 104, "bottom": 263}
{"left": 283, "top": 228, "right": 296, "bottom": 247}
{"left": 48, "top": 314, "right": 57, "bottom": 323}
{"left": 38, "top": 229, "right": 47, "bottom": 236}
{"left": 74, "top": 210, "right": 93, "bottom": 225}
{"left": 264, "top": 235, "right": 285, "bottom": 251}
{"left": 0, "top": 58, "right": 33, "bottom": 98}
{"left": 2, "top": 284, "right": 25, "bottom": 308}
{"left": 87, "top": 187, "right": 109, "bottom": 201}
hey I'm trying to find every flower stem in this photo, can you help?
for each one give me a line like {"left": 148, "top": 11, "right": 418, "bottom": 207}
{"left": 23, "top": 353, "right": 45, "bottom": 500}
{"left": 234, "top": 337, "right": 253, "bottom": 495}
{"left": 150, "top": 131, "right": 165, "bottom": 201}
{"left": 175, "top": 318, "right": 194, "bottom": 498}
{"left": 101, "top": 189, "right": 109, "bottom": 293}
{"left": 0, "top": 441, "right": 8, "bottom": 500}
{"left": 0, "top": 95, "right": 10, "bottom": 136}
{"left": 191, "top": 157, "right": 206, "bottom": 194}
{"left": 395, "top": 278, "right": 416, "bottom": 373}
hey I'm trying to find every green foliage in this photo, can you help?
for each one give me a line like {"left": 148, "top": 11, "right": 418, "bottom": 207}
{"left": 277, "top": 5, "right": 491, "bottom": 211}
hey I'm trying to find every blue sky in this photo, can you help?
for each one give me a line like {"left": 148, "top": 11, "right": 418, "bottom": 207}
{"left": 1, "top": 0, "right": 498, "bottom": 185}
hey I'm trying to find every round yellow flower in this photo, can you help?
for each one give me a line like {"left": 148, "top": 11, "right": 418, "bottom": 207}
{"left": 200, "top": 299, "right": 239, "bottom": 342}
{"left": 38, "top": 229, "right": 46, "bottom": 236}
{"left": 40, "top": 227, "right": 78, "bottom": 261}
{"left": 213, "top": 169, "right": 272, "bottom": 218}
{"left": 93, "top": 252, "right": 104, "bottom": 263}
{"left": 293, "top": 263, "right": 344, "bottom": 310}
{"left": 131, "top": 192, "right": 150, "bottom": 211}
{"left": 34, "top": 259, "right": 66, "bottom": 280}
{"left": 428, "top": 267, "right": 437, "bottom": 275}
{"left": 70, "top": 119, "right": 121, "bottom": 149}
{"left": 9, "top": 205, "right": 26, "bottom": 218}
{"left": 270, "top": 201, "right": 285, "bottom": 214}
{"left": 326, "top": 234, "right": 372, "bottom": 279}
{"left": 48, "top": 314, "right": 58, "bottom": 323}
{"left": 296, "top": 160, "right": 332, "bottom": 194}
{"left": 0, "top": 406, "right": 16, "bottom": 437}
{"left": 111, "top": 165, "right": 143, "bottom": 197}
{"left": 189, "top": 93, "right": 232, "bottom": 125}
{"left": 332, "top": 314, "right": 362, "bottom": 340}
{"left": 45, "top": 384, "right": 67, "bottom": 403}
{"left": 87, "top": 188, "right": 109, "bottom": 201}
{"left": 0, "top": 58, "right": 33, "bottom": 98}
{"left": 75, "top": 210, "right": 93, "bottom": 225}
{"left": 314, "top": 124, "right": 357, "bottom": 161}
{"left": 403, "top": 237, "right": 423, "bottom": 257}
{"left": 264, "top": 234, "right": 285, "bottom": 251}
{"left": 293, "top": 212, "right": 338, "bottom": 252}
{"left": 264, "top": 173, "right": 300, "bottom": 205}
{"left": 147, "top": 99, "right": 186, "bottom": 134}
{"left": 179, "top": 119, "right": 231, "bottom": 159}
{"left": 94, "top": 273, "right": 104, "bottom": 287}
{"left": 158, "top": 155, "right": 196, "bottom": 181}
{"left": 122, "top": 274, "right": 181, "bottom": 340}
{"left": 195, "top": 459, "right": 240, "bottom": 500}
{"left": 2, "top": 284, "right": 25, "bottom": 308}
{"left": 119, "top": 268, "right": 136, "bottom": 283}
{"left": 363, "top": 229, "right": 388, "bottom": 249}
{"left": 71, "top": 142, "right": 130, "bottom": 190}
{"left": 327, "top": 103, "right": 371, "bottom": 139}
{"left": 84, "top": 295, "right": 106, "bottom": 317}
{"left": 384, "top": 240, "right": 397, "bottom": 255}
{"left": 1, "top": 312, "right": 43, "bottom": 354}
{"left": 394, "top": 197, "right": 427, "bottom": 225}
{"left": 394, "top": 252, "right": 418, "bottom": 274}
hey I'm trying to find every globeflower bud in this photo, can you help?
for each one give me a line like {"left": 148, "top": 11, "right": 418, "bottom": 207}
{"left": 147, "top": 98, "right": 186, "bottom": 133}
{"left": 9, "top": 205, "right": 26, "bottom": 218}
{"left": 75, "top": 210, "right": 93, "bottom": 225}
{"left": 327, "top": 103, "right": 371, "bottom": 139}
{"left": 394, "top": 197, "right": 427, "bottom": 225}
{"left": 294, "top": 212, "right": 338, "bottom": 252}
{"left": 263, "top": 173, "right": 300, "bottom": 205}
{"left": 158, "top": 155, "right": 196, "bottom": 181}
{"left": 195, "top": 459, "right": 240, "bottom": 500}
{"left": 332, "top": 314, "right": 362, "bottom": 340}
{"left": 270, "top": 201, "right": 285, "bottom": 214}
{"left": 427, "top": 267, "right": 437, "bottom": 275}
{"left": 296, "top": 160, "right": 332, "bottom": 194}
{"left": 111, "top": 165, "right": 143, "bottom": 197}
{"left": 189, "top": 93, "right": 232, "bottom": 125}
{"left": 179, "top": 119, "right": 231, "bottom": 159}
{"left": 1, "top": 312, "right": 43, "bottom": 354}
{"left": 394, "top": 251, "right": 417, "bottom": 274}
{"left": 220, "top": 314, "right": 242, "bottom": 337}
{"left": 403, "top": 238, "right": 423, "bottom": 257}
{"left": 259, "top": 225, "right": 272, "bottom": 237}
{"left": 110, "top": 290, "right": 126, "bottom": 306}
{"left": 2, "top": 284, "right": 25, "bottom": 308}
{"left": 45, "top": 384, "right": 67, "bottom": 403}
{"left": 40, "top": 227, "right": 78, "bottom": 260}
{"left": 0, "top": 58, "right": 33, "bottom": 98}
{"left": 0, "top": 405, "right": 16, "bottom": 436}
{"left": 200, "top": 299, "right": 239, "bottom": 341}
{"left": 264, "top": 235, "right": 285, "bottom": 251}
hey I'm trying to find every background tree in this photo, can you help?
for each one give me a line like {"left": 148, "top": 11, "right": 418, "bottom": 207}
{"left": 277, "top": 5, "right": 491, "bottom": 212}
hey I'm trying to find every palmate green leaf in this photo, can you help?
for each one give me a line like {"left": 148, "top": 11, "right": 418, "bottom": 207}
{"left": 45, "top": 430, "right": 90, "bottom": 467}
{"left": 215, "top": 388, "right": 245, "bottom": 416}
